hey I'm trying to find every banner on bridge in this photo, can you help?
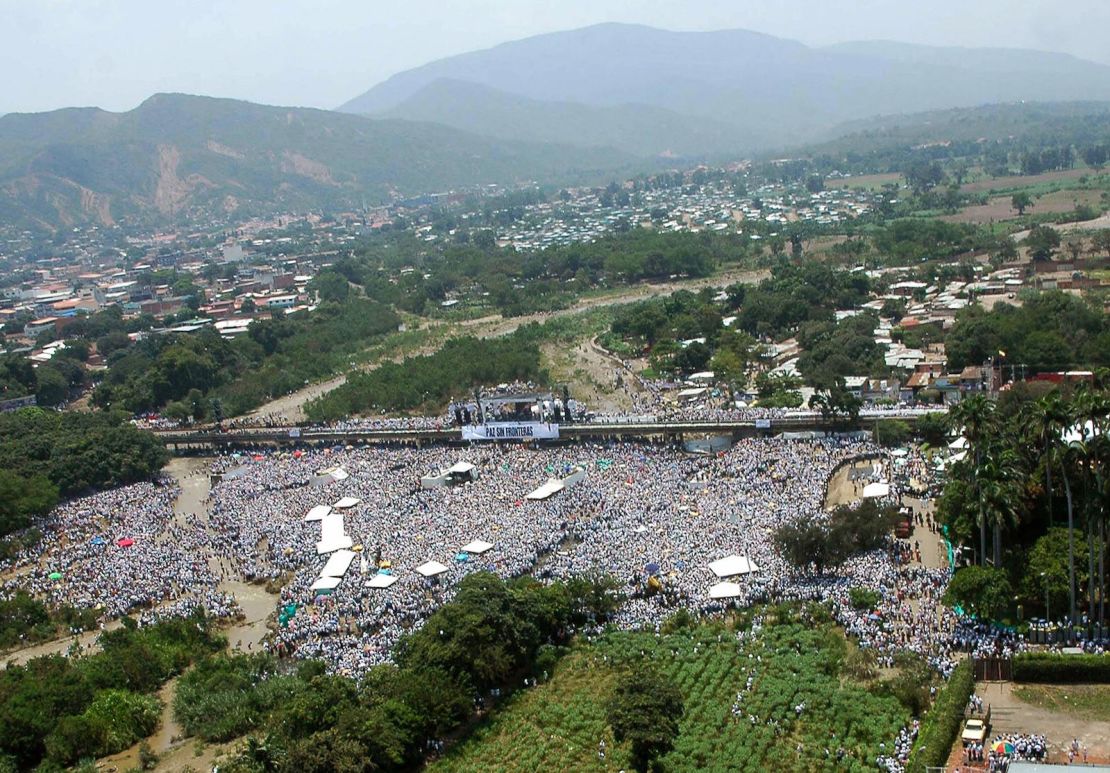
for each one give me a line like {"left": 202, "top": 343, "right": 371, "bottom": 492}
{"left": 462, "top": 422, "right": 559, "bottom": 441}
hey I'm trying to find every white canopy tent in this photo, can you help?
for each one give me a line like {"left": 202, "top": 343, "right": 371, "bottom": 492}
{"left": 709, "top": 555, "right": 758, "bottom": 578}
{"left": 460, "top": 540, "right": 494, "bottom": 554}
{"left": 447, "top": 461, "right": 476, "bottom": 475}
{"left": 862, "top": 482, "right": 891, "bottom": 499}
{"left": 310, "top": 576, "right": 342, "bottom": 591}
{"left": 320, "top": 549, "right": 356, "bottom": 578}
{"left": 415, "top": 560, "right": 449, "bottom": 577}
{"left": 708, "top": 581, "right": 742, "bottom": 599}
{"left": 365, "top": 574, "right": 397, "bottom": 589}
{"left": 333, "top": 496, "right": 361, "bottom": 509}
{"left": 525, "top": 479, "right": 565, "bottom": 501}
{"left": 304, "top": 505, "right": 332, "bottom": 522}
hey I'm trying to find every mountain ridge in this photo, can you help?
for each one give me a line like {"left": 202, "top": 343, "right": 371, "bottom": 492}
{"left": 339, "top": 23, "right": 1110, "bottom": 150}
{"left": 375, "top": 78, "right": 750, "bottom": 157}
{"left": 0, "top": 92, "right": 636, "bottom": 232}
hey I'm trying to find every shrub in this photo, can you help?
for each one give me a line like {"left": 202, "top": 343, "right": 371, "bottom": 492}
{"left": 906, "top": 659, "right": 974, "bottom": 773}
{"left": 1012, "top": 653, "right": 1110, "bottom": 684}
{"left": 849, "top": 587, "right": 880, "bottom": 610}
{"left": 874, "top": 419, "right": 911, "bottom": 447}
{"left": 81, "top": 689, "right": 161, "bottom": 755}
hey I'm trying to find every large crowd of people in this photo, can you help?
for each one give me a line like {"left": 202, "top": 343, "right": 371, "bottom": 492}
{"left": 3, "top": 432, "right": 964, "bottom": 680}
{"left": 7, "top": 415, "right": 1110, "bottom": 766}
{"left": 0, "top": 480, "right": 236, "bottom": 622}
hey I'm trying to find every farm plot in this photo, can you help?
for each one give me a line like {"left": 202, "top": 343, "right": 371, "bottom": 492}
{"left": 431, "top": 608, "right": 911, "bottom": 773}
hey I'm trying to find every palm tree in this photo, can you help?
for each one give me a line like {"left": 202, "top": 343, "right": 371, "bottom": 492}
{"left": 980, "top": 448, "right": 1022, "bottom": 568}
{"left": 1025, "top": 393, "right": 1068, "bottom": 527}
{"left": 1073, "top": 387, "right": 1110, "bottom": 630}
{"left": 950, "top": 395, "right": 997, "bottom": 566}
{"left": 1055, "top": 423, "right": 1081, "bottom": 628}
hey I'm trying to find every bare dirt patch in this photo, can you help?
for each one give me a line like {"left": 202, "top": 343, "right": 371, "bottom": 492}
{"left": 942, "top": 681, "right": 1110, "bottom": 768}
{"left": 959, "top": 168, "right": 1091, "bottom": 194}
{"left": 943, "top": 190, "right": 1104, "bottom": 224}
{"left": 282, "top": 151, "right": 337, "bottom": 185}
{"left": 542, "top": 337, "right": 642, "bottom": 414}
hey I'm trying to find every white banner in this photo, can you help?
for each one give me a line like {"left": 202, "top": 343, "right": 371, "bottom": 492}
{"left": 462, "top": 422, "right": 560, "bottom": 441}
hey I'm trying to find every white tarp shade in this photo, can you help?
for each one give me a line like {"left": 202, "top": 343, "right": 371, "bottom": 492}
{"left": 525, "top": 478, "right": 565, "bottom": 500}
{"left": 677, "top": 387, "right": 707, "bottom": 399}
{"left": 320, "top": 549, "right": 355, "bottom": 578}
{"left": 311, "top": 576, "right": 342, "bottom": 591}
{"left": 316, "top": 513, "right": 353, "bottom": 554}
{"left": 365, "top": 574, "right": 397, "bottom": 589}
{"left": 862, "top": 482, "right": 891, "bottom": 499}
{"left": 333, "top": 496, "right": 361, "bottom": 509}
{"left": 304, "top": 505, "right": 332, "bottom": 522}
{"left": 330, "top": 467, "right": 350, "bottom": 481}
{"left": 709, "top": 555, "right": 758, "bottom": 577}
{"left": 688, "top": 371, "right": 715, "bottom": 381}
{"left": 708, "top": 581, "right": 742, "bottom": 599}
{"left": 316, "top": 536, "right": 353, "bottom": 555}
{"left": 460, "top": 540, "right": 493, "bottom": 554}
{"left": 948, "top": 436, "right": 968, "bottom": 450}
{"left": 447, "top": 461, "right": 476, "bottom": 474}
{"left": 415, "top": 560, "right": 449, "bottom": 577}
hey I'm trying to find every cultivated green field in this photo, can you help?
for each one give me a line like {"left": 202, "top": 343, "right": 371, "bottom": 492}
{"left": 430, "top": 608, "right": 912, "bottom": 773}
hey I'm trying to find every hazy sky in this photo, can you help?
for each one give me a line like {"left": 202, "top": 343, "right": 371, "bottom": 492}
{"left": 4, "top": 0, "right": 1110, "bottom": 116}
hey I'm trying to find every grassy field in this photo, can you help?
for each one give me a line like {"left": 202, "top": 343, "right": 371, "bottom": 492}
{"left": 1012, "top": 684, "right": 1110, "bottom": 723}
{"left": 430, "top": 608, "right": 911, "bottom": 773}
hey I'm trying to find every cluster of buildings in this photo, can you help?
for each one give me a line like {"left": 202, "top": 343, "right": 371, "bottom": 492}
{"left": 757, "top": 257, "right": 1103, "bottom": 406}
{"left": 0, "top": 228, "right": 334, "bottom": 361}
{"left": 479, "top": 177, "right": 878, "bottom": 251}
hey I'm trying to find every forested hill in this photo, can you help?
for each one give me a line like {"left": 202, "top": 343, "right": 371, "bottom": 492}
{"left": 805, "top": 101, "right": 1110, "bottom": 155}
{"left": 340, "top": 23, "right": 1110, "bottom": 151}
{"left": 0, "top": 93, "right": 633, "bottom": 232}
{"left": 764, "top": 101, "right": 1110, "bottom": 177}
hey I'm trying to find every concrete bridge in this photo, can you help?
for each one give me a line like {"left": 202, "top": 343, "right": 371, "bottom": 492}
{"left": 154, "top": 410, "right": 938, "bottom": 454}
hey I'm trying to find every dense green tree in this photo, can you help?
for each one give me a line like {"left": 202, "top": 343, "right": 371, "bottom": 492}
{"left": 0, "top": 470, "right": 58, "bottom": 535}
{"left": 944, "top": 566, "right": 1013, "bottom": 620}
{"left": 1024, "top": 225, "right": 1061, "bottom": 262}
{"left": 1011, "top": 192, "right": 1033, "bottom": 215}
{"left": 606, "top": 668, "right": 685, "bottom": 772}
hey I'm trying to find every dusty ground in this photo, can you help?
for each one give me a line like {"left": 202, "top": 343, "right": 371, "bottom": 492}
{"left": 959, "top": 168, "right": 1093, "bottom": 194}
{"left": 542, "top": 336, "right": 644, "bottom": 414}
{"left": 943, "top": 682, "right": 1110, "bottom": 769}
{"left": 942, "top": 189, "right": 1105, "bottom": 224}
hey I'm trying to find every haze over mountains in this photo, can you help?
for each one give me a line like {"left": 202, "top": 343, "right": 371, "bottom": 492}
{"left": 343, "top": 23, "right": 1110, "bottom": 153}
{"left": 0, "top": 93, "right": 631, "bottom": 232}
{"left": 4, "top": 22, "right": 1110, "bottom": 231}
